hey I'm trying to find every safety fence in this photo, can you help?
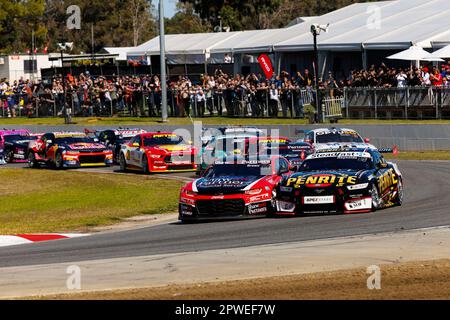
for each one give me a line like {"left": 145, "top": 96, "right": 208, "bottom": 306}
{"left": 2, "top": 86, "right": 450, "bottom": 120}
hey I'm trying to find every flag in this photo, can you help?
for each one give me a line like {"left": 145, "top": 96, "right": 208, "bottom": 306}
{"left": 43, "top": 46, "right": 48, "bottom": 54}
{"left": 258, "top": 54, "right": 274, "bottom": 79}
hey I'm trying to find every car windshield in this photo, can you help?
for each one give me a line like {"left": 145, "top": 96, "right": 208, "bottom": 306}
{"left": 299, "top": 157, "right": 373, "bottom": 171}
{"left": 205, "top": 163, "right": 272, "bottom": 178}
{"left": 4, "top": 134, "right": 34, "bottom": 142}
{"left": 55, "top": 136, "right": 94, "bottom": 144}
{"left": 143, "top": 134, "right": 183, "bottom": 146}
{"left": 316, "top": 132, "right": 363, "bottom": 143}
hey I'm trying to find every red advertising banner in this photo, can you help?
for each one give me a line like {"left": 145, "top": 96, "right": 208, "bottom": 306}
{"left": 258, "top": 54, "right": 274, "bottom": 79}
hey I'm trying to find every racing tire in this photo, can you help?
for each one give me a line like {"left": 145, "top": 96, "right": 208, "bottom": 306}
{"left": 27, "top": 151, "right": 40, "bottom": 169}
{"left": 370, "top": 183, "right": 381, "bottom": 212}
{"left": 142, "top": 155, "right": 150, "bottom": 174}
{"left": 394, "top": 178, "right": 404, "bottom": 206}
{"left": 54, "top": 152, "right": 64, "bottom": 170}
{"left": 119, "top": 153, "right": 127, "bottom": 172}
{"left": 4, "top": 150, "right": 14, "bottom": 163}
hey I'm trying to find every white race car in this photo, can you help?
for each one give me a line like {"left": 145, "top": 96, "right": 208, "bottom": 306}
{"left": 302, "top": 128, "right": 377, "bottom": 152}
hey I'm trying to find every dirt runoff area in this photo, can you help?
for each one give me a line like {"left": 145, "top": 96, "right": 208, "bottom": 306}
{"left": 36, "top": 259, "right": 450, "bottom": 300}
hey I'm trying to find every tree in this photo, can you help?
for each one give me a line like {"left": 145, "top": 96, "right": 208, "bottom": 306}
{"left": 43, "top": 0, "right": 156, "bottom": 53}
{"left": 0, "top": 0, "right": 47, "bottom": 54}
{"left": 180, "top": 0, "right": 377, "bottom": 31}
{"left": 165, "top": 2, "right": 210, "bottom": 34}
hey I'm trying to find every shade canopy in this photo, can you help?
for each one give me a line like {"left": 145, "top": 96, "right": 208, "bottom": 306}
{"left": 428, "top": 44, "right": 450, "bottom": 58}
{"left": 387, "top": 45, "right": 443, "bottom": 61}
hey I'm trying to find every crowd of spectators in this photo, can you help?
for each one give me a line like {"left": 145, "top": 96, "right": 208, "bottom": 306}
{"left": 1, "top": 63, "right": 450, "bottom": 118}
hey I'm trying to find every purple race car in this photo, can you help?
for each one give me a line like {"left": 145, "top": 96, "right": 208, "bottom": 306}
{"left": 0, "top": 130, "right": 40, "bottom": 164}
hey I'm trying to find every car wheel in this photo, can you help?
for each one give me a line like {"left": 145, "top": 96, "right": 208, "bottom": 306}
{"left": 28, "top": 152, "right": 40, "bottom": 168}
{"left": 142, "top": 155, "right": 149, "bottom": 174}
{"left": 370, "top": 184, "right": 381, "bottom": 211}
{"left": 4, "top": 150, "right": 14, "bottom": 163}
{"left": 119, "top": 153, "right": 127, "bottom": 172}
{"left": 395, "top": 179, "right": 404, "bottom": 206}
{"left": 55, "top": 152, "right": 64, "bottom": 169}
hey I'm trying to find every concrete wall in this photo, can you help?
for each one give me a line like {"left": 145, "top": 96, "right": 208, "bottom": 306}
{"left": 3, "top": 124, "right": 450, "bottom": 151}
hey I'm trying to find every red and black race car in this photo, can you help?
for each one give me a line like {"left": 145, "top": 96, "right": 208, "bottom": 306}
{"left": 27, "top": 132, "right": 113, "bottom": 169}
{"left": 0, "top": 130, "right": 41, "bottom": 163}
{"left": 178, "top": 155, "right": 291, "bottom": 222}
{"left": 119, "top": 132, "right": 198, "bottom": 173}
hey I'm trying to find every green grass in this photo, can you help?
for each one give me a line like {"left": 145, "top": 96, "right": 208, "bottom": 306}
{"left": 385, "top": 151, "right": 450, "bottom": 161}
{"left": 1, "top": 116, "right": 450, "bottom": 126}
{"left": 0, "top": 169, "right": 184, "bottom": 234}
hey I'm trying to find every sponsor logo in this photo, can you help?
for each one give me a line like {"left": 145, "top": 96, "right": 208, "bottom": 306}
{"left": 303, "top": 196, "right": 335, "bottom": 204}
{"left": 199, "top": 178, "right": 248, "bottom": 188}
{"left": 249, "top": 193, "right": 270, "bottom": 202}
{"left": 345, "top": 198, "right": 372, "bottom": 210}
{"left": 248, "top": 202, "right": 268, "bottom": 214}
{"left": 378, "top": 168, "right": 398, "bottom": 192}
{"left": 286, "top": 174, "right": 357, "bottom": 188}
{"left": 69, "top": 143, "right": 104, "bottom": 150}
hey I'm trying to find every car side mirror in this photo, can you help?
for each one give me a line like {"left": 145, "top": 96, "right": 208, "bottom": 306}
{"left": 364, "top": 138, "right": 370, "bottom": 143}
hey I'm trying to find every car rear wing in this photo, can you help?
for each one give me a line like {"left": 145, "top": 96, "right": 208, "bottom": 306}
{"left": 378, "top": 146, "right": 399, "bottom": 155}
{"left": 84, "top": 128, "right": 100, "bottom": 138}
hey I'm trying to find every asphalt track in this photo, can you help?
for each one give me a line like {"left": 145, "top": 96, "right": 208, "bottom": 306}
{"left": 0, "top": 160, "right": 449, "bottom": 268}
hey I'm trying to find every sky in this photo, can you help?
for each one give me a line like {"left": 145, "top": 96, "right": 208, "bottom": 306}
{"left": 164, "top": 0, "right": 177, "bottom": 18}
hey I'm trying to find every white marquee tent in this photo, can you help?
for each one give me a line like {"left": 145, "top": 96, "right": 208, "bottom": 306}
{"left": 122, "top": 0, "right": 450, "bottom": 74}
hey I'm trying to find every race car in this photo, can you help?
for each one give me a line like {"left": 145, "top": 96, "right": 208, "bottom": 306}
{"left": 179, "top": 156, "right": 291, "bottom": 222}
{"left": 27, "top": 132, "right": 113, "bottom": 169}
{"left": 0, "top": 129, "right": 35, "bottom": 164}
{"left": 274, "top": 148, "right": 403, "bottom": 215}
{"left": 302, "top": 128, "right": 377, "bottom": 151}
{"left": 119, "top": 132, "right": 198, "bottom": 173}
{"left": 200, "top": 126, "right": 263, "bottom": 146}
{"left": 197, "top": 133, "right": 256, "bottom": 175}
{"left": 246, "top": 136, "right": 313, "bottom": 167}
{"left": 85, "top": 128, "right": 147, "bottom": 163}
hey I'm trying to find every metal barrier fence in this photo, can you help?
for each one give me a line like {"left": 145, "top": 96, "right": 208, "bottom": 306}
{"left": 2, "top": 86, "right": 450, "bottom": 119}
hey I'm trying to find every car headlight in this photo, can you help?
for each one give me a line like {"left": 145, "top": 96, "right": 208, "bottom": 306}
{"left": 245, "top": 188, "right": 262, "bottom": 195}
{"left": 149, "top": 154, "right": 163, "bottom": 159}
{"left": 64, "top": 151, "right": 78, "bottom": 155}
{"left": 347, "top": 183, "right": 369, "bottom": 190}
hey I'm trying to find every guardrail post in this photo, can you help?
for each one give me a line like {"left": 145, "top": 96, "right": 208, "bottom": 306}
{"left": 344, "top": 87, "right": 349, "bottom": 118}
{"left": 436, "top": 87, "right": 440, "bottom": 120}
{"left": 374, "top": 89, "right": 377, "bottom": 119}
{"left": 405, "top": 87, "right": 409, "bottom": 119}
{"left": 35, "top": 97, "right": 38, "bottom": 118}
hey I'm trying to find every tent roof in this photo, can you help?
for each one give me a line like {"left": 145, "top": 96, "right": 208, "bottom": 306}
{"left": 127, "top": 0, "right": 450, "bottom": 57}
{"left": 128, "top": 32, "right": 240, "bottom": 56}
{"left": 102, "top": 47, "right": 134, "bottom": 60}
{"left": 274, "top": 0, "right": 450, "bottom": 52}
